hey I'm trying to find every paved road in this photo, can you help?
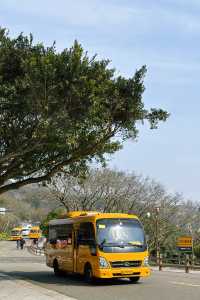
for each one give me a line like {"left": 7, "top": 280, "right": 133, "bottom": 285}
{"left": 0, "top": 241, "right": 200, "bottom": 300}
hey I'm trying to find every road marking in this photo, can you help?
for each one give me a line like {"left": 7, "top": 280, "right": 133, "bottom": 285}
{"left": 170, "top": 281, "right": 200, "bottom": 287}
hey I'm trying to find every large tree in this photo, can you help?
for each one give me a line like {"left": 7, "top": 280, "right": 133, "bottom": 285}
{"left": 46, "top": 168, "right": 140, "bottom": 212}
{"left": 0, "top": 28, "right": 168, "bottom": 194}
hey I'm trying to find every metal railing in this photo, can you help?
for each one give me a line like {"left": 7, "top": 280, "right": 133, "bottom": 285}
{"left": 26, "top": 239, "right": 45, "bottom": 256}
{"left": 150, "top": 255, "right": 200, "bottom": 273}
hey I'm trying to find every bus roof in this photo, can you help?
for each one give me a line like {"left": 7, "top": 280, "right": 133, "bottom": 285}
{"left": 30, "top": 226, "right": 40, "bottom": 229}
{"left": 11, "top": 227, "right": 22, "bottom": 231}
{"left": 49, "top": 211, "right": 139, "bottom": 226}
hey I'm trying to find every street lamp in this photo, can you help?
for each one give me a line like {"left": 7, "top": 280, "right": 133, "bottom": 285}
{"left": 155, "top": 207, "right": 160, "bottom": 265}
{"left": 146, "top": 212, "right": 151, "bottom": 218}
{"left": 147, "top": 207, "right": 160, "bottom": 265}
{"left": 187, "top": 223, "right": 195, "bottom": 265}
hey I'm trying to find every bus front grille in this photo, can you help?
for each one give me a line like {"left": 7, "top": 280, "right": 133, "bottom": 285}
{"left": 110, "top": 260, "right": 142, "bottom": 268}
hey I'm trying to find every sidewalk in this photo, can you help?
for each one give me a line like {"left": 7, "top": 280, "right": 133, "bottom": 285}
{"left": 151, "top": 266, "right": 200, "bottom": 274}
{"left": 0, "top": 273, "right": 76, "bottom": 300}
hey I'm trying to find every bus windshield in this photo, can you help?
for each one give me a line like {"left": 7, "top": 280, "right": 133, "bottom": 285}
{"left": 30, "top": 230, "right": 39, "bottom": 233}
{"left": 96, "top": 218, "right": 146, "bottom": 252}
{"left": 11, "top": 230, "right": 21, "bottom": 236}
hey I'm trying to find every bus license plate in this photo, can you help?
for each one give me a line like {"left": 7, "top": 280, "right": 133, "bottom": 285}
{"left": 121, "top": 270, "right": 132, "bottom": 275}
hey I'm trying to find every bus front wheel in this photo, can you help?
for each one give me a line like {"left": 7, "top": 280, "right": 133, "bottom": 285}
{"left": 129, "top": 276, "right": 140, "bottom": 283}
{"left": 84, "top": 264, "right": 94, "bottom": 284}
{"left": 53, "top": 260, "right": 63, "bottom": 277}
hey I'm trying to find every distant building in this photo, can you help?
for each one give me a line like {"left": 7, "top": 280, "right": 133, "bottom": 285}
{"left": 0, "top": 207, "right": 6, "bottom": 215}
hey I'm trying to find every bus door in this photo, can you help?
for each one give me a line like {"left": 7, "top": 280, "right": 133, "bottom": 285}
{"left": 62, "top": 224, "right": 73, "bottom": 272}
{"left": 53, "top": 223, "right": 74, "bottom": 272}
{"left": 75, "top": 222, "right": 96, "bottom": 274}
{"left": 73, "top": 229, "right": 78, "bottom": 273}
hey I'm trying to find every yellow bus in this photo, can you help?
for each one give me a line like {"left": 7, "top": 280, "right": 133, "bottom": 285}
{"left": 28, "top": 226, "right": 42, "bottom": 240}
{"left": 45, "top": 211, "right": 150, "bottom": 283}
{"left": 10, "top": 227, "right": 22, "bottom": 241}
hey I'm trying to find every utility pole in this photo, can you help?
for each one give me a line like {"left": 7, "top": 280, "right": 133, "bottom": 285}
{"left": 155, "top": 207, "right": 160, "bottom": 265}
{"left": 188, "top": 223, "right": 194, "bottom": 266}
{"left": 146, "top": 208, "right": 160, "bottom": 265}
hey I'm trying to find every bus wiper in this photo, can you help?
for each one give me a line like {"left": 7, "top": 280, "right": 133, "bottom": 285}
{"left": 99, "top": 241, "right": 144, "bottom": 248}
{"left": 112, "top": 243, "right": 126, "bottom": 248}
{"left": 127, "top": 242, "right": 144, "bottom": 247}
{"left": 99, "top": 240, "right": 125, "bottom": 248}
{"left": 107, "top": 242, "right": 143, "bottom": 248}
{"left": 99, "top": 239, "right": 107, "bottom": 249}
{"left": 104, "top": 242, "right": 127, "bottom": 248}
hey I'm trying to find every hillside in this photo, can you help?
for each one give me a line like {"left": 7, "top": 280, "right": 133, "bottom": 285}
{"left": 0, "top": 184, "right": 57, "bottom": 230}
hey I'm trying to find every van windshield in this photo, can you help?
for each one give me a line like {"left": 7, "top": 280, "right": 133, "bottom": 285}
{"left": 96, "top": 218, "right": 146, "bottom": 252}
{"left": 31, "top": 230, "right": 39, "bottom": 233}
{"left": 11, "top": 230, "right": 21, "bottom": 236}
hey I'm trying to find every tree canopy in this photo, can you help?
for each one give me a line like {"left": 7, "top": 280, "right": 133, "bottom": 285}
{"left": 0, "top": 28, "right": 169, "bottom": 194}
{"left": 45, "top": 168, "right": 200, "bottom": 255}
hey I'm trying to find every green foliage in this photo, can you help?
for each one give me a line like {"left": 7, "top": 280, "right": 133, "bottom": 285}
{"left": 40, "top": 208, "right": 65, "bottom": 237}
{"left": 194, "top": 244, "right": 200, "bottom": 259}
{"left": 0, "top": 27, "right": 169, "bottom": 194}
{"left": 0, "top": 232, "right": 10, "bottom": 240}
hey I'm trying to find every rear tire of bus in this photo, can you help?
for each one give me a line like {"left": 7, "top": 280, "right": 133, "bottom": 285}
{"left": 53, "top": 260, "right": 63, "bottom": 277}
{"left": 84, "top": 264, "right": 94, "bottom": 284}
{"left": 129, "top": 276, "right": 140, "bottom": 283}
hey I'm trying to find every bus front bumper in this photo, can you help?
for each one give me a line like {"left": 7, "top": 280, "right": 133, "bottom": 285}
{"left": 10, "top": 236, "right": 21, "bottom": 241}
{"left": 94, "top": 266, "right": 150, "bottom": 279}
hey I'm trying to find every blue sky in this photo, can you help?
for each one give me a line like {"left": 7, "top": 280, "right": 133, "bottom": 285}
{"left": 1, "top": 0, "right": 200, "bottom": 201}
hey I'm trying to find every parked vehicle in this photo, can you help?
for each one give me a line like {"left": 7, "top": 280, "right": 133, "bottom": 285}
{"left": 21, "top": 224, "right": 32, "bottom": 239}
{"left": 10, "top": 227, "right": 22, "bottom": 241}
{"left": 28, "top": 226, "right": 42, "bottom": 240}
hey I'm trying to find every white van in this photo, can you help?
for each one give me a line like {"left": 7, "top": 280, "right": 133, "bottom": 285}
{"left": 21, "top": 224, "right": 32, "bottom": 238}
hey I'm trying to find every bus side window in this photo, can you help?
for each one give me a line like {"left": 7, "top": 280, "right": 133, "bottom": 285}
{"left": 77, "top": 223, "right": 95, "bottom": 246}
{"left": 49, "top": 226, "right": 57, "bottom": 241}
{"left": 49, "top": 224, "right": 72, "bottom": 244}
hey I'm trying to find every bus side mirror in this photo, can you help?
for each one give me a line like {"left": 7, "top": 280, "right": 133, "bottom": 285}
{"left": 88, "top": 239, "right": 96, "bottom": 246}
{"left": 90, "top": 244, "right": 97, "bottom": 256}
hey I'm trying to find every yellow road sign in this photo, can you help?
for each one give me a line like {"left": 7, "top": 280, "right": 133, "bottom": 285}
{"left": 176, "top": 236, "right": 192, "bottom": 248}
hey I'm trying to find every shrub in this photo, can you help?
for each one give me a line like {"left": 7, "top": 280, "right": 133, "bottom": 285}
{"left": 194, "top": 244, "right": 200, "bottom": 259}
{"left": 0, "top": 232, "right": 10, "bottom": 240}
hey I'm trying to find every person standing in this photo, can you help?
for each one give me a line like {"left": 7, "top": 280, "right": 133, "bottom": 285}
{"left": 16, "top": 239, "right": 20, "bottom": 249}
{"left": 20, "top": 237, "right": 25, "bottom": 250}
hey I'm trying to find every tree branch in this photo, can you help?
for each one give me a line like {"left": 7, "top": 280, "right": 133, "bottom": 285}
{"left": 0, "top": 125, "right": 117, "bottom": 195}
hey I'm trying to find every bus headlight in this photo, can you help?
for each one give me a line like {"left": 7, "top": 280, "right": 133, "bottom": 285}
{"left": 143, "top": 257, "right": 149, "bottom": 266}
{"left": 99, "top": 257, "right": 109, "bottom": 268}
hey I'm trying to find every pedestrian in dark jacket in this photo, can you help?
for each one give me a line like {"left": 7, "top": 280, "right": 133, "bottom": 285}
{"left": 20, "top": 238, "right": 25, "bottom": 250}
